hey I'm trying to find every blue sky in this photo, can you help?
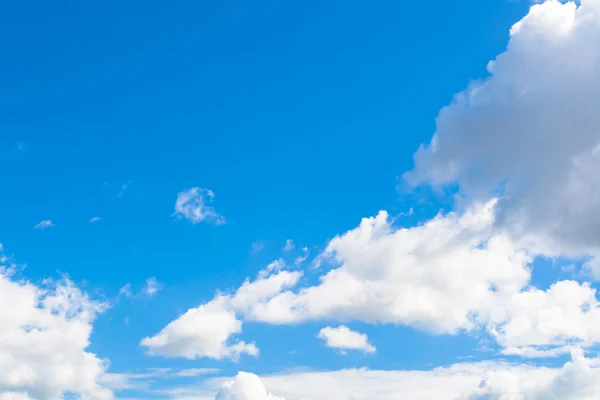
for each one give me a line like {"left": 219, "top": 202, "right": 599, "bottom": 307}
{"left": 4, "top": 1, "right": 600, "bottom": 399}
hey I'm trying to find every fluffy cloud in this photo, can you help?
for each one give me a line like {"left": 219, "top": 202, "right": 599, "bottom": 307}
{"left": 404, "top": 0, "right": 600, "bottom": 275}
{"left": 244, "top": 201, "right": 532, "bottom": 334}
{"left": 140, "top": 297, "right": 258, "bottom": 361}
{"left": 174, "top": 188, "right": 225, "bottom": 225}
{"left": 141, "top": 264, "right": 302, "bottom": 361}
{"left": 488, "top": 280, "right": 600, "bottom": 354}
{"left": 0, "top": 251, "right": 112, "bottom": 399}
{"left": 317, "top": 325, "right": 376, "bottom": 354}
{"left": 215, "top": 372, "right": 284, "bottom": 400}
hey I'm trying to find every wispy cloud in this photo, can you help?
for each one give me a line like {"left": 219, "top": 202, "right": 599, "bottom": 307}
{"left": 118, "top": 181, "right": 130, "bottom": 197}
{"left": 173, "top": 187, "right": 226, "bottom": 225}
{"left": 250, "top": 240, "right": 265, "bottom": 254}
{"left": 144, "top": 277, "right": 162, "bottom": 297}
{"left": 283, "top": 239, "right": 295, "bottom": 252}
{"left": 294, "top": 247, "right": 309, "bottom": 266}
{"left": 89, "top": 216, "right": 102, "bottom": 223}
{"left": 34, "top": 220, "right": 54, "bottom": 229}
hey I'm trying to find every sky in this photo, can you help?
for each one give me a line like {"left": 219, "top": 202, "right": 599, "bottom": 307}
{"left": 3, "top": 0, "right": 600, "bottom": 399}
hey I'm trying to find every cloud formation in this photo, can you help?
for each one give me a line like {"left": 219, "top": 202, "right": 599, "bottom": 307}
{"left": 0, "top": 248, "right": 112, "bottom": 399}
{"left": 405, "top": 0, "right": 600, "bottom": 275}
{"left": 174, "top": 188, "right": 226, "bottom": 225}
{"left": 318, "top": 325, "right": 376, "bottom": 354}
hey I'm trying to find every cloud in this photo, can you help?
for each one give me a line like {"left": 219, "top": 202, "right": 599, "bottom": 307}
{"left": 174, "top": 188, "right": 226, "bottom": 225}
{"left": 154, "top": 350, "right": 600, "bottom": 400}
{"left": 118, "top": 181, "right": 130, "bottom": 197}
{"left": 140, "top": 296, "right": 259, "bottom": 361}
{"left": 243, "top": 201, "right": 532, "bottom": 334}
{"left": 89, "top": 216, "right": 102, "bottom": 223}
{"left": 152, "top": 199, "right": 600, "bottom": 357}
{"left": 404, "top": 0, "right": 600, "bottom": 275}
{"left": 141, "top": 267, "right": 301, "bottom": 361}
{"left": 250, "top": 240, "right": 265, "bottom": 254}
{"left": 293, "top": 247, "right": 309, "bottom": 266}
{"left": 490, "top": 280, "right": 600, "bottom": 350}
{"left": 118, "top": 283, "right": 132, "bottom": 298}
{"left": 144, "top": 277, "right": 162, "bottom": 297}
{"left": 317, "top": 325, "right": 376, "bottom": 354}
{"left": 34, "top": 220, "right": 54, "bottom": 229}
{"left": 215, "top": 372, "right": 285, "bottom": 400}
{"left": 0, "top": 267, "right": 112, "bottom": 399}
{"left": 282, "top": 240, "right": 295, "bottom": 252}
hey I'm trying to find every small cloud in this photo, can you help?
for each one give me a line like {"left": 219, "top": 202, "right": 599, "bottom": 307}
{"left": 118, "top": 181, "right": 131, "bottom": 197}
{"left": 318, "top": 325, "right": 376, "bottom": 354}
{"left": 119, "top": 283, "right": 132, "bottom": 298}
{"left": 34, "top": 220, "right": 54, "bottom": 230}
{"left": 294, "top": 247, "right": 309, "bottom": 266}
{"left": 250, "top": 240, "right": 265, "bottom": 254}
{"left": 173, "top": 187, "right": 226, "bottom": 225}
{"left": 170, "top": 368, "right": 221, "bottom": 378}
{"left": 283, "top": 239, "right": 295, "bottom": 252}
{"left": 144, "top": 277, "right": 162, "bottom": 297}
{"left": 89, "top": 216, "right": 102, "bottom": 223}
{"left": 259, "top": 258, "right": 285, "bottom": 278}
{"left": 16, "top": 141, "right": 24, "bottom": 151}
{"left": 124, "top": 316, "right": 130, "bottom": 325}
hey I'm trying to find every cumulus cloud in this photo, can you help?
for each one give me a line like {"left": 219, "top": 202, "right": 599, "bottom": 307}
{"left": 34, "top": 220, "right": 54, "bottom": 229}
{"left": 141, "top": 297, "right": 258, "bottom": 361}
{"left": 0, "top": 260, "right": 112, "bottom": 399}
{"left": 174, "top": 188, "right": 226, "bottom": 225}
{"left": 215, "top": 372, "right": 285, "bottom": 400}
{"left": 141, "top": 266, "right": 301, "bottom": 361}
{"left": 244, "top": 201, "right": 531, "bottom": 333}
{"left": 318, "top": 325, "right": 376, "bottom": 354}
{"left": 404, "top": 0, "right": 600, "bottom": 275}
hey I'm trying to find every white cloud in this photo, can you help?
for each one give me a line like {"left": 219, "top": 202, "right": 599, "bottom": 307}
{"left": 0, "top": 269, "right": 112, "bottom": 399}
{"left": 140, "top": 296, "right": 259, "bottom": 361}
{"left": 488, "top": 280, "right": 600, "bottom": 354}
{"left": 152, "top": 199, "right": 600, "bottom": 357}
{"left": 34, "top": 220, "right": 54, "bottom": 229}
{"left": 317, "top": 325, "right": 376, "bottom": 354}
{"left": 215, "top": 372, "right": 284, "bottom": 400}
{"left": 468, "top": 348, "right": 600, "bottom": 400}
{"left": 245, "top": 201, "right": 532, "bottom": 335}
{"left": 174, "top": 188, "right": 226, "bottom": 225}
{"left": 282, "top": 240, "right": 295, "bottom": 252}
{"left": 141, "top": 267, "right": 301, "bottom": 361}
{"left": 144, "top": 277, "right": 162, "bottom": 297}
{"left": 89, "top": 216, "right": 102, "bottom": 223}
{"left": 404, "top": 0, "right": 600, "bottom": 276}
